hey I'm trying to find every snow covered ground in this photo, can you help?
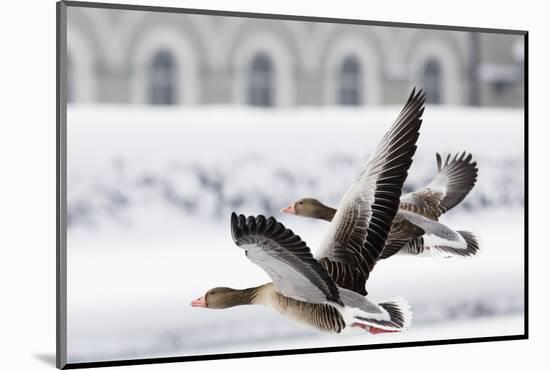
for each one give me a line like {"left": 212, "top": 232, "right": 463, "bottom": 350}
{"left": 66, "top": 208, "right": 524, "bottom": 363}
{"left": 65, "top": 105, "right": 525, "bottom": 363}
{"left": 66, "top": 105, "right": 524, "bottom": 229}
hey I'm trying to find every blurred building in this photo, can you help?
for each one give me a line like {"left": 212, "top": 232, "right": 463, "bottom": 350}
{"left": 67, "top": 7, "right": 525, "bottom": 107}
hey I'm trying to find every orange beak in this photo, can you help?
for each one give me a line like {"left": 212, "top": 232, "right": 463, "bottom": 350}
{"left": 191, "top": 294, "right": 207, "bottom": 308}
{"left": 280, "top": 204, "right": 296, "bottom": 214}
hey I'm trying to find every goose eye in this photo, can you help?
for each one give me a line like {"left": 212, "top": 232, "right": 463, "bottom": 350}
{"left": 299, "top": 202, "right": 303, "bottom": 205}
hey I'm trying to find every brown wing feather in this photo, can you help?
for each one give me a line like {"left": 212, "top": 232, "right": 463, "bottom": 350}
{"left": 380, "top": 213, "right": 425, "bottom": 259}
{"left": 400, "top": 152, "right": 478, "bottom": 220}
{"left": 319, "top": 88, "right": 426, "bottom": 295}
{"left": 231, "top": 213, "right": 343, "bottom": 305}
{"left": 436, "top": 152, "right": 478, "bottom": 214}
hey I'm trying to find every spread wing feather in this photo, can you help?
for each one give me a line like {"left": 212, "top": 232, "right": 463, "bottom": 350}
{"left": 231, "top": 213, "right": 342, "bottom": 305}
{"left": 400, "top": 151, "right": 478, "bottom": 220}
{"left": 317, "top": 88, "right": 426, "bottom": 295}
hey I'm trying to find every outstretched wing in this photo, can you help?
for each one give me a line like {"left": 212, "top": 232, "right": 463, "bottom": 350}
{"left": 231, "top": 213, "right": 342, "bottom": 305}
{"left": 317, "top": 88, "right": 426, "bottom": 295}
{"left": 400, "top": 152, "right": 478, "bottom": 220}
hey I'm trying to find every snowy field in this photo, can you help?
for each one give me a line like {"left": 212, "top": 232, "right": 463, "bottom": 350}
{"left": 65, "top": 105, "right": 525, "bottom": 363}
{"left": 66, "top": 105, "right": 524, "bottom": 229}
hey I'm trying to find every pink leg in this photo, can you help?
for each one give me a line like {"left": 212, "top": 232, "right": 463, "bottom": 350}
{"left": 351, "top": 322, "right": 369, "bottom": 330}
{"left": 368, "top": 326, "right": 400, "bottom": 335}
{"left": 351, "top": 322, "right": 400, "bottom": 334}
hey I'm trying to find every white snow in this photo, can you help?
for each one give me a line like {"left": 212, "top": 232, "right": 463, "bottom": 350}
{"left": 65, "top": 105, "right": 525, "bottom": 363}
{"left": 66, "top": 208, "right": 524, "bottom": 363}
{"left": 66, "top": 105, "right": 524, "bottom": 231}
{"left": 203, "top": 314, "right": 524, "bottom": 356}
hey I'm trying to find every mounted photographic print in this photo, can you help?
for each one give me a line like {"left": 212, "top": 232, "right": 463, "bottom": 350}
{"left": 56, "top": 1, "right": 528, "bottom": 368}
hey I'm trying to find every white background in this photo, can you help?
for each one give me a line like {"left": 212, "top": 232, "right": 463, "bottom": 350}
{"left": 0, "top": 0, "right": 545, "bottom": 369}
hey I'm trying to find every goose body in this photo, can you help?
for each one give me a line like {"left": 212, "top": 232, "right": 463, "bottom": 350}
{"left": 256, "top": 283, "right": 347, "bottom": 333}
{"left": 268, "top": 284, "right": 411, "bottom": 334}
{"left": 191, "top": 89, "right": 425, "bottom": 333}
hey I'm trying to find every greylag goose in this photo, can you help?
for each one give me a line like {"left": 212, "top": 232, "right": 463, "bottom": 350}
{"left": 281, "top": 152, "right": 479, "bottom": 260}
{"left": 191, "top": 89, "right": 426, "bottom": 333}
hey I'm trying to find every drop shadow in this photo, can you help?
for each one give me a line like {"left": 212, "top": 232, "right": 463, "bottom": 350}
{"left": 34, "top": 353, "right": 56, "bottom": 367}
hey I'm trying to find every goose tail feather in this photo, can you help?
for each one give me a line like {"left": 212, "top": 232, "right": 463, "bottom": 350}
{"left": 353, "top": 297, "right": 412, "bottom": 332}
{"left": 429, "top": 231, "right": 481, "bottom": 258}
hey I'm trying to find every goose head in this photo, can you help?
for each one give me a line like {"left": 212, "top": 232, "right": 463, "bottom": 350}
{"left": 191, "top": 286, "right": 258, "bottom": 309}
{"left": 280, "top": 197, "right": 336, "bottom": 222}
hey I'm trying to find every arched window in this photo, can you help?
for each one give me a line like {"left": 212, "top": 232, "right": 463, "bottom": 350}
{"left": 338, "top": 56, "right": 362, "bottom": 105}
{"left": 247, "top": 53, "right": 274, "bottom": 107}
{"left": 423, "top": 59, "right": 442, "bottom": 104}
{"left": 148, "top": 50, "right": 177, "bottom": 105}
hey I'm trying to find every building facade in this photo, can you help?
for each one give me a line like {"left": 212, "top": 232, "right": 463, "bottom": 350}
{"left": 67, "top": 7, "right": 525, "bottom": 107}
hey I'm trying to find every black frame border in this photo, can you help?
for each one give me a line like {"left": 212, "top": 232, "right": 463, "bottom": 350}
{"left": 56, "top": 1, "right": 529, "bottom": 369}
{"left": 57, "top": 2, "right": 67, "bottom": 369}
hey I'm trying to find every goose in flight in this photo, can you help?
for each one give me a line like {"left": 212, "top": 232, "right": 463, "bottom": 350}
{"left": 190, "top": 89, "right": 425, "bottom": 334}
{"left": 281, "top": 152, "right": 479, "bottom": 261}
